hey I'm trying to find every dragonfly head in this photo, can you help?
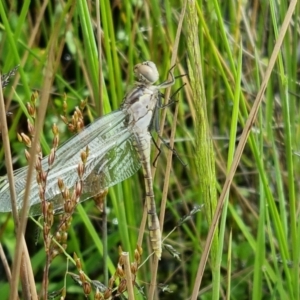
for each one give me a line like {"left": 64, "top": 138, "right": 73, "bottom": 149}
{"left": 134, "top": 61, "right": 159, "bottom": 85}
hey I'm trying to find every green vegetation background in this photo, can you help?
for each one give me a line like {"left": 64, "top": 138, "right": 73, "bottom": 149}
{"left": 0, "top": 1, "right": 299, "bottom": 299}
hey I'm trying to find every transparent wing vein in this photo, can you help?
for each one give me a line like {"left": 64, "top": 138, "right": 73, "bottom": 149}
{"left": 0, "top": 110, "right": 141, "bottom": 215}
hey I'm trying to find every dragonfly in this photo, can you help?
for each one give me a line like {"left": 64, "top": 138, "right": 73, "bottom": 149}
{"left": 0, "top": 61, "right": 176, "bottom": 259}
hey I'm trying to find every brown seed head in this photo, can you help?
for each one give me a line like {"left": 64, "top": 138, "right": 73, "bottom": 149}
{"left": 21, "top": 133, "right": 31, "bottom": 147}
{"left": 108, "top": 276, "right": 115, "bottom": 288}
{"left": 68, "top": 124, "right": 75, "bottom": 132}
{"left": 103, "top": 288, "right": 112, "bottom": 299}
{"left": 94, "top": 289, "right": 103, "bottom": 300}
{"left": 73, "top": 111, "right": 78, "bottom": 123}
{"left": 47, "top": 212, "right": 54, "bottom": 227}
{"left": 41, "top": 170, "right": 48, "bottom": 183}
{"left": 64, "top": 200, "right": 73, "bottom": 214}
{"left": 27, "top": 119, "right": 35, "bottom": 136}
{"left": 74, "top": 253, "right": 82, "bottom": 271}
{"left": 75, "top": 106, "right": 82, "bottom": 117}
{"left": 38, "top": 185, "right": 45, "bottom": 200}
{"left": 50, "top": 249, "right": 59, "bottom": 260}
{"left": 61, "top": 232, "right": 68, "bottom": 243}
{"left": 79, "top": 270, "right": 86, "bottom": 283}
{"left": 35, "top": 157, "right": 41, "bottom": 171}
{"left": 36, "top": 144, "right": 42, "bottom": 155}
{"left": 62, "top": 188, "right": 70, "bottom": 200}
{"left": 80, "top": 151, "right": 87, "bottom": 164}
{"left": 52, "top": 123, "right": 58, "bottom": 135}
{"left": 74, "top": 253, "right": 81, "bottom": 269}
{"left": 116, "top": 264, "right": 124, "bottom": 278}
{"left": 75, "top": 181, "right": 83, "bottom": 196}
{"left": 24, "top": 149, "right": 31, "bottom": 162}
{"left": 77, "top": 120, "right": 84, "bottom": 131}
{"left": 134, "top": 249, "right": 141, "bottom": 264}
{"left": 60, "top": 220, "right": 67, "bottom": 232}
{"left": 26, "top": 102, "right": 36, "bottom": 117}
{"left": 130, "top": 262, "right": 138, "bottom": 275}
{"left": 117, "top": 279, "right": 127, "bottom": 294}
{"left": 83, "top": 281, "right": 91, "bottom": 296}
{"left": 17, "top": 132, "right": 22, "bottom": 142}
{"left": 43, "top": 223, "right": 50, "bottom": 236}
{"left": 42, "top": 201, "right": 49, "bottom": 216}
{"left": 30, "top": 91, "right": 37, "bottom": 103}
{"left": 137, "top": 244, "right": 143, "bottom": 256}
{"left": 55, "top": 231, "right": 61, "bottom": 242}
{"left": 66, "top": 216, "right": 73, "bottom": 228}
{"left": 48, "top": 148, "right": 56, "bottom": 166}
{"left": 52, "top": 135, "right": 59, "bottom": 149}
{"left": 58, "top": 178, "right": 64, "bottom": 191}
{"left": 77, "top": 162, "right": 84, "bottom": 178}
{"left": 71, "top": 190, "right": 78, "bottom": 205}
{"left": 118, "top": 255, "right": 125, "bottom": 266}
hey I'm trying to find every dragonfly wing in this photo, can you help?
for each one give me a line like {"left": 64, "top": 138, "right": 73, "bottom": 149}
{"left": 81, "top": 134, "right": 141, "bottom": 197}
{"left": 42, "top": 110, "right": 126, "bottom": 168}
{"left": 28, "top": 132, "right": 141, "bottom": 215}
{"left": 0, "top": 166, "right": 33, "bottom": 212}
{"left": 0, "top": 110, "right": 137, "bottom": 215}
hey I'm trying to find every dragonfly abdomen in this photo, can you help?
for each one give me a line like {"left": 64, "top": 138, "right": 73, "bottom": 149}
{"left": 133, "top": 133, "right": 162, "bottom": 259}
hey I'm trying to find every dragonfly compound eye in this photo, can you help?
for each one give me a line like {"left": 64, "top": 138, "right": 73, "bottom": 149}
{"left": 134, "top": 61, "right": 159, "bottom": 84}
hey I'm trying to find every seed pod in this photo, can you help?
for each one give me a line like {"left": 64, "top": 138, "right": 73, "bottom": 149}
{"left": 55, "top": 231, "right": 61, "bottom": 242}
{"left": 43, "top": 223, "right": 50, "bottom": 236}
{"left": 64, "top": 200, "right": 73, "bottom": 214}
{"left": 26, "top": 102, "right": 35, "bottom": 117}
{"left": 60, "top": 115, "right": 68, "bottom": 124}
{"left": 83, "top": 281, "right": 91, "bottom": 296}
{"left": 94, "top": 289, "right": 103, "bottom": 300}
{"left": 79, "top": 270, "right": 85, "bottom": 283}
{"left": 75, "top": 181, "right": 83, "bottom": 196}
{"left": 17, "top": 133, "right": 22, "bottom": 142}
{"left": 57, "top": 178, "right": 64, "bottom": 191}
{"left": 77, "top": 162, "right": 84, "bottom": 178}
{"left": 108, "top": 276, "right": 115, "bottom": 289}
{"left": 71, "top": 190, "right": 77, "bottom": 205}
{"left": 131, "top": 262, "right": 138, "bottom": 275}
{"left": 134, "top": 249, "right": 141, "bottom": 264}
{"left": 40, "top": 170, "right": 48, "bottom": 183}
{"left": 103, "top": 288, "right": 112, "bottom": 299}
{"left": 117, "top": 279, "right": 127, "bottom": 294}
{"left": 53, "top": 135, "right": 59, "bottom": 149}
{"left": 62, "top": 188, "right": 70, "bottom": 200}
{"left": 50, "top": 249, "right": 59, "bottom": 260}
{"left": 27, "top": 119, "right": 35, "bottom": 135}
{"left": 61, "top": 232, "right": 68, "bottom": 243}
{"left": 52, "top": 123, "right": 58, "bottom": 135}
{"left": 116, "top": 264, "right": 124, "bottom": 278}
{"left": 48, "top": 148, "right": 55, "bottom": 166}
{"left": 21, "top": 133, "right": 31, "bottom": 147}
{"left": 137, "top": 244, "right": 143, "bottom": 256}
{"left": 24, "top": 149, "right": 31, "bottom": 162}
{"left": 38, "top": 185, "right": 44, "bottom": 200}
{"left": 68, "top": 123, "right": 75, "bottom": 132}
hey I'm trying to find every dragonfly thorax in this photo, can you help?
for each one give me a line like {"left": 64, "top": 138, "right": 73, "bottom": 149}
{"left": 122, "top": 86, "right": 158, "bottom": 133}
